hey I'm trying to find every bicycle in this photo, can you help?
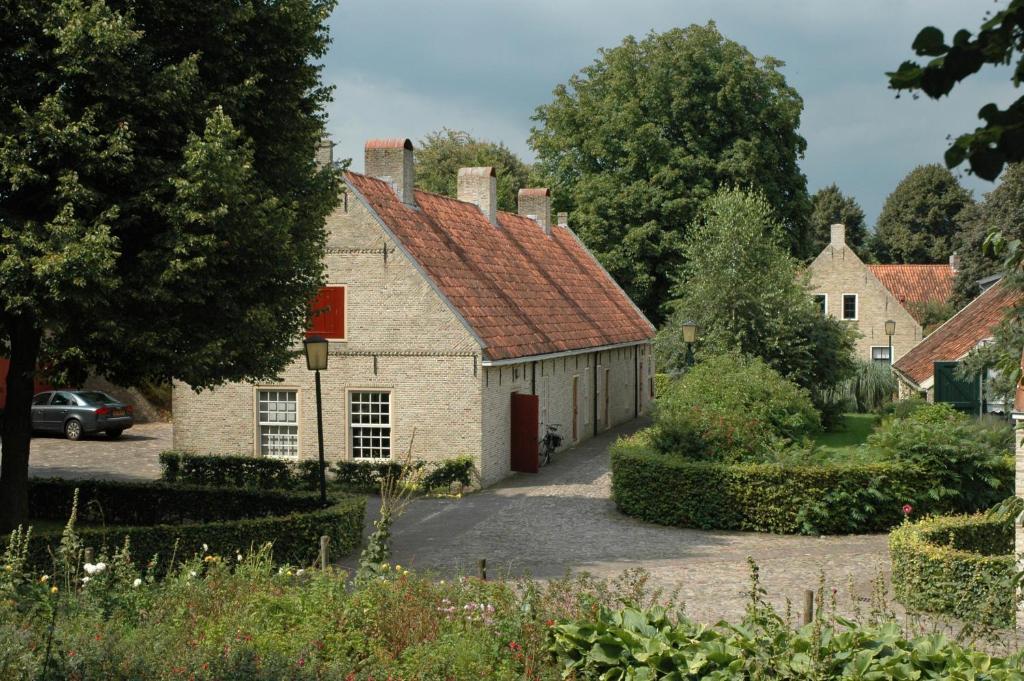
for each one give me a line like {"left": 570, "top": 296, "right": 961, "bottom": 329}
{"left": 538, "top": 423, "right": 563, "bottom": 467}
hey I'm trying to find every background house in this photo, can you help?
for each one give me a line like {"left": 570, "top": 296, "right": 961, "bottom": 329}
{"left": 808, "top": 224, "right": 955, "bottom": 365}
{"left": 173, "top": 138, "right": 655, "bottom": 485}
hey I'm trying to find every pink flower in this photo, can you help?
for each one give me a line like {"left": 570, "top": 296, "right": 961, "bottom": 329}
{"left": 902, "top": 504, "right": 913, "bottom": 516}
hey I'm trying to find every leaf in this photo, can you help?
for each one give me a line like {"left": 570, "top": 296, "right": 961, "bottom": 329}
{"left": 912, "top": 27, "right": 947, "bottom": 56}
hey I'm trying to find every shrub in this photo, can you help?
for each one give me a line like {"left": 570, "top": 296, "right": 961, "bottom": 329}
{"left": 24, "top": 479, "right": 364, "bottom": 573}
{"left": 890, "top": 506, "right": 1018, "bottom": 625}
{"left": 832, "top": 359, "right": 897, "bottom": 413}
{"left": 868, "top": 403, "right": 1014, "bottom": 513}
{"left": 610, "top": 436, "right": 932, "bottom": 534}
{"left": 159, "top": 451, "right": 315, "bottom": 490}
{"left": 421, "top": 456, "right": 475, "bottom": 491}
{"left": 653, "top": 372, "right": 672, "bottom": 398}
{"left": 652, "top": 353, "right": 821, "bottom": 462}
{"left": 334, "top": 460, "right": 408, "bottom": 492}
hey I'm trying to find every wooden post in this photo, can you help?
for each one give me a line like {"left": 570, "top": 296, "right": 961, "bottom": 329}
{"left": 802, "top": 590, "right": 814, "bottom": 625}
{"left": 319, "top": 535, "right": 330, "bottom": 571}
{"left": 83, "top": 547, "right": 94, "bottom": 565}
{"left": 478, "top": 558, "right": 487, "bottom": 581}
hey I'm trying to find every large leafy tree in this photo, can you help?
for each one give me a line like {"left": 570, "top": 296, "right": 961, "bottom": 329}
{"left": 870, "top": 164, "right": 973, "bottom": 263}
{"left": 808, "top": 184, "right": 869, "bottom": 258}
{"left": 0, "top": 0, "right": 339, "bottom": 532}
{"left": 951, "top": 163, "right": 1024, "bottom": 307}
{"left": 888, "top": 0, "right": 1024, "bottom": 180}
{"left": 415, "top": 129, "right": 531, "bottom": 212}
{"left": 657, "top": 188, "right": 856, "bottom": 403}
{"left": 529, "top": 23, "right": 810, "bottom": 324}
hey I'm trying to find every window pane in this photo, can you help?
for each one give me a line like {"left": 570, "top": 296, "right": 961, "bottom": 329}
{"left": 842, "top": 295, "right": 857, "bottom": 319}
{"left": 258, "top": 390, "right": 298, "bottom": 457}
{"left": 351, "top": 391, "right": 391, "bottom": 460}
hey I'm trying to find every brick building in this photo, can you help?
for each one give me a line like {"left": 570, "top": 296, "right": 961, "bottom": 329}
{"left": 808, "top": 224, "right": 956, "bottom": 365}
{"left": 172, "top": 138, "right": 655, "bottom": 485}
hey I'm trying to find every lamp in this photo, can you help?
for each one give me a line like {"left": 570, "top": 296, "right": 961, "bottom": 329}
{"left": 884, "top": 320, "right": 895, "bottom": 366}
{"left": 302, "top": 335, "right": 329, "bottom": 505}
{"left": 681, "top": 320, "right": 698, "bottom": 368}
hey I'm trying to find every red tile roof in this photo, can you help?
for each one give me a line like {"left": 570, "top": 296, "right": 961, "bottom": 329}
{"left": 365, "top": 138, "right": 413, "bottom": 150}
{"left": 893, "top": 281, "right": 1021, "bottom": 386}
{"left": 867, "top": 264, "right": 955, "bottom": 321}
{"left": 345, "top": 172, "right": 655, "bottom": 361}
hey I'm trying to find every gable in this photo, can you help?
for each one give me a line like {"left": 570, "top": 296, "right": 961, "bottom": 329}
{"left": 866, "top": 264, "right": 955, "bottom": 322}
{"left": 345, "top": 172, "right": 655, "bottom": 361}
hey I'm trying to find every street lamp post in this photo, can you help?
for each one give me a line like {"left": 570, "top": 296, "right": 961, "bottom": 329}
{"left": 884, "top": 319, "right": 896, "bottom": 365}
{"left": 681, "top": 320, "right": 698, "bottom": 369}
{"left": 303, "top": 335, "right": 329, "bottom": 506}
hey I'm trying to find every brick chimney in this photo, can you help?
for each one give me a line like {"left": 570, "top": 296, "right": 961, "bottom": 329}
{"left": 364, "top": 138, "right": 415, "bottom": 205}
{"left": 830, "top": 223, "right": 846, "bottom": 246}
{"left": 457, "top": 167, "right": 497, "bottom": 224}
{"left": 315, "top": 136, "right": 334, "bottom": 169}
{"left": 518, "top": 188, "right": 552, "bottom": 236}
{"left": 557, "top": 211, "right": 568, "bottom": 228}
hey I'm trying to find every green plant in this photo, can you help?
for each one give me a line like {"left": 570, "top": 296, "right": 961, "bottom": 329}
{"left": 830, "top": 360, "right": 898, "bottom": 413}
{"left": 160, "top": 451, "right": 306, "bottom": 489}
{"left": 890, "top": 508, "right": 1019, "bottom": 626}
{"left": 868, "top": 403, "right": 1013, "bottom": 513}
{"left": 651, "top": 353, "right": 821, "bottom": 463}
{"left": 421, "top": 456, "right": 476, "bottom": 492}
{"left": 333, "top": 460, "right": 408, "bottom": 493}
{"left": 653, "top": 373, "right": 672, "bottom": 398}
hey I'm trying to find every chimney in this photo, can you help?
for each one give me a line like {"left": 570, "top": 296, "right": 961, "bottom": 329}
{"left": 315, "top": 136, "right": 334, "bottom": 169}
{"left": 518, "top": 188, "right": 552, "bottom": 236}
{"left": 950, "top": 252, "right": 961, "bottom": 271}
{"left": 830, "top": 223, "right": 846, "bottom": 246}
{"left": 364, "top": 138, "right": 415, "bottom": 205}
{"left": 557, "top": 211, "right": 568, "bottom": 228}
{"left": 457, "top": 167, "right": 497, "bottom": 224}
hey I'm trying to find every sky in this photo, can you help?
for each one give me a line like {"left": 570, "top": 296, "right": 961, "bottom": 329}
{"left": 323, "top": 0, "right": 1016, "bottom": 227}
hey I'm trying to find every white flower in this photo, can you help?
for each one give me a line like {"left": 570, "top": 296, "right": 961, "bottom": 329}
{"left": 296, "top": 569, "right": 305, "bottom": 576}
{"left": 39, "top": 575, "right": 49, "bottom": 583}
{"left": 83, "top": 562, "right": 106, "bottom": 576}
{"left": 189, "top": 570, "right": 197, "bottom": 578}
{"left": 236, "top": 554, "right": 243, "bottom": 562}
{"left": 132, "top": 578, "right": 142, "bottom": 588}
{"left": 81, "top": 576, "right": 91, "bottom": 584}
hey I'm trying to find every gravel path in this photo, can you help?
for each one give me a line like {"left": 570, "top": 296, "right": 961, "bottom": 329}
{"left": 351, "top": 420, "right": 892, "bottom": 625}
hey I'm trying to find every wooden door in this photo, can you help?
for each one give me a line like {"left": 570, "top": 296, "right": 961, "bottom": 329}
{"left": 571, "top": 376, "right": 579, "bottom": 441}
{"left": 510, "top": 392, "right": 539, "bottom": 473}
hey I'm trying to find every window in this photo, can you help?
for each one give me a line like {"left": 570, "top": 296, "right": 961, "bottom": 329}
{"left": 32, "top": 393, "right": 52, "bottom": 406}
{"left": 350, "top": 391, "right": 391, "bottom": 460}
{"left": 871, "top": 346, "right": 892, "bottom": 365}
{"left": 51, "top": 392, "right": 71, "bottom": 406}
{"left": 813, "top": 294, "right": 827, "bottom": 316}
{"left": 842, "top": 294, "right": 858, "bottom": 320}
{"left": 307, "top": 286, "right": 346, "bottom": 340}
{"left": 258, "top": 390, "right": 298, "bottom": 458}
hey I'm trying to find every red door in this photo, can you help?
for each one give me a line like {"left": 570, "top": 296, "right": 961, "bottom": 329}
{"left": 510, "top": 392, "right": 539, "bottom": 473}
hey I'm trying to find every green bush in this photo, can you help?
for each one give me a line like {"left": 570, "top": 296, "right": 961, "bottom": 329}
{"left": 421, "top": 456, "right": 475, "bottom": 491}
{"left": 159, "top": 451, "right": 318, "bottom": 490}
{"left": 24, "top": 479, "right": 364, "bottom": 573}
{"left": 333, "top": 460, "right": 407, "bottom": 492}
{"left": 829, "top": 359, "right": 898, "bottom": 413}
{"left": 890, "top": 507, "right": 1018, "bottom": 626}
{"left": 653, "top": 372, "right": 672, "bottom": 398}
{"left": 610, "top": 436, "right": 933, "bottom": 534}
{"left": 868, "top": 403, "right": 1014, "bottom": 513}
{"left": 652, "top": 353, "right": 821, "bottom": 463}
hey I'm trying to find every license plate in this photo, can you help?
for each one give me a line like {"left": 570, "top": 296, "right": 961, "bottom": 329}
{"left": 113, "top": 409, "right": 125, "bottom": 417}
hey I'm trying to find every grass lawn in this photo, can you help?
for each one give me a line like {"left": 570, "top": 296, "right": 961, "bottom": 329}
{"left": 812, "top": 413, "right": 879, "bottom": 458}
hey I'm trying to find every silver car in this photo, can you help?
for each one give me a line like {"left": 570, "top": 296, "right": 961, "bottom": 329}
{"left": 31, "top": 390, "right": 134, "bottom": 440}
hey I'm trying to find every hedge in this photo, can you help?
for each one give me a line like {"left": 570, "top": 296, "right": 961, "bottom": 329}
{"left": 890, "top": 512, "right": 1016, "bottom": 626}
{"left": 609, "top": 438, "right": 1000, "bottom": 535}
{"left": 160, "top": 451, "right": 322, "bottom": 490}
{"left": 25, "top": 479, "right": 365, "bottom": 574}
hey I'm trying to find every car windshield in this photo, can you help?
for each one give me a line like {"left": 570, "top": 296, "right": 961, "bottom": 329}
{"left": 76, "top": 391, "right": 118, "bottom": 406}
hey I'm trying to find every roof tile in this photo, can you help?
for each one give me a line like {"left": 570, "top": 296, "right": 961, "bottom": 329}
{"left": 867, "top": 264, "right": 955, "bottom": 321}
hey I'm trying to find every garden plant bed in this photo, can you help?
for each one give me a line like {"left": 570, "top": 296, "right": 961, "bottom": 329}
{"left": 23, "top": 478, "right": 365, "bottom": 573}
{"left": 890, "top": 507, "right": 1018, "bottom": 626}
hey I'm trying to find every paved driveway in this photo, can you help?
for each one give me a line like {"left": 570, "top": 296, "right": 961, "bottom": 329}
{"left": 25, "top": 422, "right": 169, "bottom": 481}
{"left": 350, "top": 420, "right": 891, "bottom": 625}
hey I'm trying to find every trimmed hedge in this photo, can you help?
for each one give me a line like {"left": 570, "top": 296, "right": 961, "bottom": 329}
{"left": 25, "top": 478, "right": 365, "bottom": 573}
{"left": 160, "top": 451, "right": 322, "bottom": 490}
{"left": 890, "top": 512, "right": 1016, "bottom": 626}
{"left": 609, "top": 438, "right": 1009, "bottom": 535}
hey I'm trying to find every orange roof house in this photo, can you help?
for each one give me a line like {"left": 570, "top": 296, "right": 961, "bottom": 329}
{"left": 892, "top": 280, "right": 1021, "bottom": 393}
{"left": 866, "top": 264, "right": 956, "bottom": 322}
{"left": 173, "top": 137, "right": 656, "bottom": 486}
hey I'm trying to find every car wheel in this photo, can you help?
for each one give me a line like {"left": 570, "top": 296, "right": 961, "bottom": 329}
{"left": 106, "top": 429, "right": 123, "bottom": 439}
{"left": 64, "top": 419, "right": 83, "bottom": 441}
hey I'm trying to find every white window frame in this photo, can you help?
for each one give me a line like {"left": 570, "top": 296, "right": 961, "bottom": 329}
{"left": 348, "top": 389, "right": 392, "bottom": 461}
{"left": 813, "top": 293, "right": 828, "bottom": 317}
{"left": 255, "top": 388, "right": 300, "bottom": 459}
{"left": 841, "top": 293, "right": 858, "bottom": 321}
{"left": 870, "top": 346, "right": 892, "bottom": 365}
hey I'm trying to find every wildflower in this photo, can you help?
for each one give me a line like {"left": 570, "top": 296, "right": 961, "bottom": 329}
{"left": 189, "top": 571, "right": 197, "bottom": 578}
{"left": 439, "top": 580, "right": 445, "bottom": 585}
{"left": 83, "top": 562, "right": 106, "bottom": 576}
{"left": 202, "top": 543, "right": 209, "bottom": 552}
{"left": 81, "top": 576, "right": 91, "bottom": 585}
{"left": 394, "top": 564, "right": 401, "bottom": 571}
{"left": 381, "top": 563, "right": 390, "bottom": 571}
{"left": 546, "top": 619, "right": 555, "bottom": 627}
{"left": 39, "top": 575, "right": 49, "bottom": 583}
{"left": 133, "top": 578, "right": 142, "bottom": 588}
{"left": 236, "top": 553, "right": 243, "bottom": 562}
{"left": 902, "top": 503, "right": 913, "bottom": 517}
{"left": 508, "top": 641, "right": 521, "bottom": 652}
{"left": 50, "top": 586, "right": 59, "bottom": 594}
{"left": 296, "top": 569, "right": 305, "bottom": 576}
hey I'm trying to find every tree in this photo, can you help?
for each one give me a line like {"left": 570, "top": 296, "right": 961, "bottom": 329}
{"left": 414, "top": 129, "right": 531, "bottom": 212}
{"left": 529, "top": 23, "right": 810, "bottom": 324}
{"left": 656, "top": 188, "right": 856, "bottom": 403}
{"left": 808, "top": 184, "right": 869, "bottom": 258}
{"left": 951, "top": 163, "right": 1024, "bottom": 307}
{"left": 888, "top": 0, "right": 1024, "bottom": 180}
{"left": 870, "top": 164, "right": 974, "bottom": 263}
{"left": 0, "top": 0, "right": 339, "bottom": 532}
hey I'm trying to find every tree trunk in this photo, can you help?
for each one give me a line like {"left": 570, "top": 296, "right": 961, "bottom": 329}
{"left": 0, "top": 316, "right": 41, "bottom": 534}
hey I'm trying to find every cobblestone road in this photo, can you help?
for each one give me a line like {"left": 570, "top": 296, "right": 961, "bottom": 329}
{"left": 352, "top": 420, "right": 892, "bottom": 625}
{"left": 25, "top": 422, "right": 169, "bottom": 481}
